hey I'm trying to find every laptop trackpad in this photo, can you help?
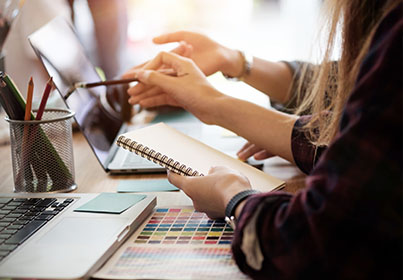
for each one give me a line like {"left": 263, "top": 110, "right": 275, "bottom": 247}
{"left": 37, "top": 217, "right": 126, "bottom": 245}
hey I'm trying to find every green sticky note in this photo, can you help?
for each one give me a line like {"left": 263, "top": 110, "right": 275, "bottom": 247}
{"left": 117, "top": 179, "right": 179, "bottom": 193}
{"left": 74, "top": 193, "right": 146, "bottom": 214}
{"left": 150, "top": 109, "right": 199, "bottom": 124}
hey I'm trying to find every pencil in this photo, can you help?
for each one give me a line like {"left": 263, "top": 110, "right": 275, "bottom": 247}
{"left": 36, "top": 77, "right": 52, "bottom": 120}
{"left": 74, "top": 69, "right": 185, "bottom": 89}
{"left": 20, "top": 77, "right": 35, "bottom": 189}
{"left": 24, "top": 77, "right": 34, "bottom": 121}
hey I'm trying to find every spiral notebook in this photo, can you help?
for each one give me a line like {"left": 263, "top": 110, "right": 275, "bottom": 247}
{"left": 116, "top": 123, "right": 284, "bottom": 192}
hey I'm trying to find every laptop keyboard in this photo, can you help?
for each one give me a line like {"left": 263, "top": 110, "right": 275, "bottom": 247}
{"left": 0, "top": 197, "right": 75, "bottom": 262}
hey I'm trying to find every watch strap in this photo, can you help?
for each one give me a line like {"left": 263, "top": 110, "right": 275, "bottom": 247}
{"left": 225, "top": 189, "right": 260, "bottom": 219}
{"left": 222, "top": 50, "right": 253, "bottom": 81}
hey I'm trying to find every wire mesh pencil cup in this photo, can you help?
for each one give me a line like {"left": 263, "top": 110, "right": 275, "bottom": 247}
{"left": 6, "top": 109, "right": 76, "bottom": 193}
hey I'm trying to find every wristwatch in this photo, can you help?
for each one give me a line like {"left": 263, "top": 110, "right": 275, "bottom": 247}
{"left": 222, "top": 50, "right": 253, "bottom": 81}
{"left": 225, "top": 189, "right": 260, "bottom": 228}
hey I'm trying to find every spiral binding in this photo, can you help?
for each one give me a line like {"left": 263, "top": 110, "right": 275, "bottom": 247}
{"left": 117, "top": 136, "right": 203, "bottom": 176}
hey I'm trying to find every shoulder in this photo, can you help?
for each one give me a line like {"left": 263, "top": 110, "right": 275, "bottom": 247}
{"left": 357, "top": 3, "right": 402, "bottom": 82}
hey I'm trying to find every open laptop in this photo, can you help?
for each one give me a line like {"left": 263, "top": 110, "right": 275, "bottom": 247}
{"left": 29, "top": 17, "right": 247, "bottom": 175}
{"left": 0, "top": 192, "right": 156, "bottom": 279}
{"left": 28, "top": 16, "right": 167, "bottom": 174}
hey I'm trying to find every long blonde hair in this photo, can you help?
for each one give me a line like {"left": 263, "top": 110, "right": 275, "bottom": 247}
{"left": 295, "top": 0, "right": 399, "bottom": 146}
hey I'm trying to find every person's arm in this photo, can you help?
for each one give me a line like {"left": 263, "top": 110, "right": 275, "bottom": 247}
{"left": 231, "top": 11, "right": 402, "bottom": 279}
{"left": 223, "top": 52, "right": 295, "bottom": 104}
{"left": 124, "top": 31, "right": 298, "bottom": 107}
{"left": 212, "top": 95, "right": 297, "bottom": 163}
{"left": 134, "top": 51, "right": 298, "bottom": 162}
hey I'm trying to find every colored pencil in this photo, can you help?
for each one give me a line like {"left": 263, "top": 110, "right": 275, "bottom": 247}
{"left": 24, "top": 77, "right": 33, "bottom": 121}
{"left": 20, "top": 77, "right": 35, "bottom": 189}
{"left": 36, "top": 77, "right": 52, "bottom": 120}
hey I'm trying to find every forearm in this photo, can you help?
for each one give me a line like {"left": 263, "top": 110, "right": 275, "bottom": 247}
{"left": 209, "top": 94, "right": 297, "bottom": 163}
{"left": 221, "top": 49, "right": 294, "bottom": 104}
{"left": 242, "top": 59, "right": 295, "bottom": 104}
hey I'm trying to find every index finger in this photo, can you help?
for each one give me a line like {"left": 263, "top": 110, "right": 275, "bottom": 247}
{"left": 143, "top": 51, "right": 191, "bottom": 76}
{"left": 122, "top": 61, "right": 147, "bottom": 78}
{"left": 153, "top": 31, "right": 188, "bottom": 44}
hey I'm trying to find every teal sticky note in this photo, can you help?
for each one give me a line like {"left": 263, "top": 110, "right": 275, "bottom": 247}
{"left": 74, "top": 193, "right": 146, "bottom": 214}
{"left": 117, "top": 179, "right": 179, "bottom": 193}
{"left": 150, "top": 109, "right": 198, "bottom": 124}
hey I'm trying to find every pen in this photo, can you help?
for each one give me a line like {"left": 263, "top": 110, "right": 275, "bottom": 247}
{"left": 74, "top": 77, "right": 139, "bottom": 89}
{"left": 74, "top": 69, "right": 186, "bottom": 89}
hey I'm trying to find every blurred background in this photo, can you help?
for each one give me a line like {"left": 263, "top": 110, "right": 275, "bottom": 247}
{"left": 74, "top": 0, "right": 325, "bottom": 105}
{"left": 0, "top": 0, "right": 327, "bottom": 145}
{"left": 1, "top": 0, "right": 327, "bottom": 106}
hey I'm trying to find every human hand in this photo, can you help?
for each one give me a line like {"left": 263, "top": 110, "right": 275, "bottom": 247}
{"left": 152, "top": 31, "right": 240, "bottom": 77}
{"left": 123, "top": 31, "right": 242, "bottom": 108}
{"left": 122, "top": 41, "right": 192, "bottom": 108}
{"left": 128, "top": 51, "right": 223, "bottom": 124}
{"left": 237, "top": 141, "right": 274, "bottom": 161}
{"left": 167, "top": 166, "right": 252, "bottom": 219}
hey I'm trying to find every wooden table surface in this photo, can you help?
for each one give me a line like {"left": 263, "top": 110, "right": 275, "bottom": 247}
{"left": 0, "top": 129, "right": 306, "bottom": 204}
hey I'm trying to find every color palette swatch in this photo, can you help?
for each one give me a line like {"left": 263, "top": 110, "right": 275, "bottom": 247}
{"left": 134, "top": 208, "right": 234, "bottom": 245}
{"left": 104, "top": 246, "right": 249, "bottom": 279}
{"left": 94, "top": 208, "right": 249, "bottom": 279}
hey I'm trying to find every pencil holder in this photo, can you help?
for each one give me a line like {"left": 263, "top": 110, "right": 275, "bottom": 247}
{"left": 6, "top": 109, "right": 76, "bottom": 193}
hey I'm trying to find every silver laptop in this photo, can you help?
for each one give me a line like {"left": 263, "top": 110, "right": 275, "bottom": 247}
{"left": 0, "top": 192, "right": 156, "bottom": 279}
{"left": 29, "top": 17, "right": 249, "bottom": 174}
{"left": 28, "top": 17, "right": 169, "bottom": 174}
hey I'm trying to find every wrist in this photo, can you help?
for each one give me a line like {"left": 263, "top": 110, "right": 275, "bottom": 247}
{"left": 234, "top": 200, "right": 247, "bottom": 218}
{"left": 225, "top": 189, "right": 260, "bottom": 222}
{"left": 222, "top": 49, "right": 253, "bottom": 81}
{"left": 193, "top": 87, "right": 226, "bottom": 125}
{"left": 220, "top": 47, "right": 244, "bottom": 78}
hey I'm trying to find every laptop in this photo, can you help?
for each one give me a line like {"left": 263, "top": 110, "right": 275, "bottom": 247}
{"left": 28, "top": 17, "right": 247, "bottom": 175}
{"left": 0, "top": 192, "right": 156, "bottom": 279}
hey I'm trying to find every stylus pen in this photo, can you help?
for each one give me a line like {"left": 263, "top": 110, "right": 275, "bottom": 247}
{"left": 74, "top": 69, "right": 186, "bottom": 89}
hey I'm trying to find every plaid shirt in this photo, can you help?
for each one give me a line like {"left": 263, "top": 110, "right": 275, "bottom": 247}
{"left": 232, "top": 5, "right": 402, "bottom": 280}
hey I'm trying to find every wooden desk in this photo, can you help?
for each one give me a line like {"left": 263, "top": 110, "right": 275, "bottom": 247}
{"left": 0, "top": 130, "right": 305, "bottom": 196}
{"left": 0, "top": 128, "right": 305, "bottom": 278}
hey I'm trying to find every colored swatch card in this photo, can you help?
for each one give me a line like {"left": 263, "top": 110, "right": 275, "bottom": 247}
{"left": 134, "top": 208, "right": 234, "bottom": 246}
{"left": 117, "top": 179, "right": 179, "bottom": 193}
{"left": 93, "top": 207, "right": 248, "bottom": 279}
{"left": 74, "top": 193, "right": 146, "bottom": 214}
{"left": 97, "top": 247, "right": 249, "bottom": 279}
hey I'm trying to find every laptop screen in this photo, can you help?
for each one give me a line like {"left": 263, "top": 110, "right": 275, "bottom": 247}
{"left": 28, "top": 17, "right": 123, "bottom": 167}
